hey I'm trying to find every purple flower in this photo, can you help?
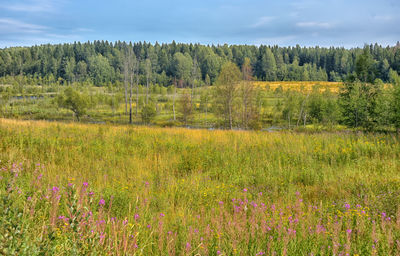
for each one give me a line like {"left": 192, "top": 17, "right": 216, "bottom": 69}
{"left": 344, "top": 203, "right": 350, "bottom": 210}
{"left": 160, "top": 213, "right": 165, "bottom": 217}
{"left": 147, "top": 224, "right": 151, "bottom": 229}
{"left": 68, "top": 183, "right": 73, "bottom": 187}
{"left": 257, "top": 252, "right": 265, "bottom": 255}
{"left": 83, "top": 182, "right": 88, "bottom": 187}
{"left": 243, "top": 188, "right": 248, "bottom": 192}
{"left": 218, "top": 201, "right": 224, "bottom": 205}
{"left": 27, "top": 196, "right": 32, "bottom": 201}
{"left": 217, "top": 250, "right": 221, "bottom": 255}
{"left": 99, "top": 198, "right": 105, "bottom": 206}
{"left": 52, "top": 186, "right": 59, "bottom": 193}
{"left": 186, "top": 242, "right": 191, "bottom": 250}
{"left": 346, "top": 229, "right": 352, "bottom": 234}
{"left": 134, "top": 214, "right": 140, "bottom": 221}
{"left": 88, "top": 191, "right": 94, "bottom": 196}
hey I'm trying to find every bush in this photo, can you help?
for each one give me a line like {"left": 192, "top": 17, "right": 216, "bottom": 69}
{"left": 140, "top": 104, "right": 156, "bottom": 124}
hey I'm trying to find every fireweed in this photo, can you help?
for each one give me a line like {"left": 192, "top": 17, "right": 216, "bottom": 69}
{"left": 1, "top": 163, "right": 400, "bottom": 255}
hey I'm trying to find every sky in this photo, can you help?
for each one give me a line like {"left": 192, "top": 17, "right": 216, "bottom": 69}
{"left": 0, "top": 0, "right": 399, "bottom": 48}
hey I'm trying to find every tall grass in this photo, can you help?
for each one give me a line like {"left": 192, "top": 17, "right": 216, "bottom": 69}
{"left": 1, "top": 118, "right": 400, "bottom": 254}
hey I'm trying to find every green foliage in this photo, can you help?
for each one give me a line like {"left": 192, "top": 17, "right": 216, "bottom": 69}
{"left": 57, "top": 87, "right": 89, "bottom": 121}
{"left": 339, "top": 79, "right": 383, "bottom": 130}
{"left": 214, "top": 62, "right": 242, "bottom": 129}
{"left": 390, "top": 71, "right": 400, "bottom": 132}
{"left": 141, "top": 104, "right": 156, "bottom": 124}
{"left": 172, "top": 52, "right": 192, "bottom": 84}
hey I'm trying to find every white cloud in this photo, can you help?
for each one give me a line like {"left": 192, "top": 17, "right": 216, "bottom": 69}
{"left": 0, "top": 0, "right": 62, "bottom": 13}
{"left": 296, "top": 22, "right": 333, "bottom": 29}
{"left": 73, "top": 28, "right": 94, "bottom": 33}
{"left": 251, "top": 16, "right": 275, "bottom": 28}
{"left": 0, "top": 18, "right": 48, "bottom": 33}
{"left": 373, "top": 15, "right": 394, "bottom": 22}
{"left": 254, "top": 36, "right": 297, "bottom": 46}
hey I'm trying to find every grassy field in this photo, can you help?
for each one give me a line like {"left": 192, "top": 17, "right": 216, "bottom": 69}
{"left": 0, "top": 81, "right": 345, "bottom": 128}
{"left": 253, "top": 81, "right": 343, "bottom": 93}
{"left": 1, "top": 118, "right": 400, "bottom": 255}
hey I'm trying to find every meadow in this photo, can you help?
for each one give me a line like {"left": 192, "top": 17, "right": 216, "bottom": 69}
{"left": 0, "top": 80, "right": 344, "bottom": 129}
{"left": 1, "top": 118, "right": 400, "bottom": 255}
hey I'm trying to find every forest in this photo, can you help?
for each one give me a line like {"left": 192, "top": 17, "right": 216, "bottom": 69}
{"left": 1, "top": 41, "right": 400, "bottom": 86}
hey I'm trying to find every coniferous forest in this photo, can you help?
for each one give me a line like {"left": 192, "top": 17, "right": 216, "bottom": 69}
{"left": 1, "top": 41, "right": 400, "bottom": 86}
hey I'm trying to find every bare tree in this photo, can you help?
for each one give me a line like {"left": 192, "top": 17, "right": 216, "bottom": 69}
{"left": 172, "top": 77, "right": 177, "bottom": 121}
{"left": 215, "top": 62, "right": 241, "bottom": 129}
{"left": 123, "top": 46, "right": 136, "bottom": 124}
{"left": 135, "top": 58, "right": 140, "bottom": 118}
{"left": 145, "top": 58, "right": 152, "bottom": 105}
{"left": 240, "top": 58, "right": 256, "bottom": 129}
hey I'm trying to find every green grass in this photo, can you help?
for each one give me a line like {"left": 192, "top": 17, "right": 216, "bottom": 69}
{"left": 1, "top": 118, "right": 400, "bottom": 255}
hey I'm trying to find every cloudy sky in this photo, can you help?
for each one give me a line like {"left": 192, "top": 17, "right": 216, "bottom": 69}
{"left": 0, "top": 0, "right": 399, "bottom": 48}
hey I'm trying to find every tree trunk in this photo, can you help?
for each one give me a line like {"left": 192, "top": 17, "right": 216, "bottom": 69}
{"left": 229, "top": 102, "right": 233, "bottom": 130}
{"left": 129, "top": 73, "right": 133, "bottom": 124}
{"left": 173, "top": 86, "right": 176, "bottom": 121}
{"left": 146, "top": 75, "right": 149, "bottom": 105}
{"left": 136, "top": 74, "right": 139, "bottom": 118}
{"left": 124, "top": 77, "right": 128, "bottom": 115}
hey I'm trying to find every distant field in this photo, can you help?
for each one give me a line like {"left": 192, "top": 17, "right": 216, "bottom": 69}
{"left": 253, "top": 81, "right": 343, "bottom": 93}
{"left": 1, "top": 118, "right": 400, "bottom": 255}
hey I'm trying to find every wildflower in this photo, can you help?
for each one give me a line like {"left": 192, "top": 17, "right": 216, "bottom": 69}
{"left": 344, "top": 203, "right": 350, "bottom": 210}
{"left": 346, "top": 229, "right": 352, "bottom": 234}
{"left": 52, "top": 186, "right": 59, "bottom": 193}
{"left": 219, "top": 201, "right": 224, "bottom": 206}
{"left": 68, "top": 183, "right": 73, "bottom": 187}
{"left": 217, "top": 251, "right": 221, "bottom": 255}
{"left": 134, "top": 214, "right": 140, "bottom": 221}
{"left": 27, "top": 196, "right": 32, "bottom": 201}
{"left": 134, "top": 244, "right": 138, "bottom": 248}
{"left": 257, "top": 252, "right": 265, "bottom": 255}
{"left": 83, "top": 182, "right": 88, "bottom": 187}
{"left": 243, "top": 188, "right": 248, "bottom": 192}
{"left": 186, "top": 242, "right": 191, "bottom": 250}
{"left": 99, "top": 198, "right": 105, "bottom": 206}
{"left": 88, "top": 191, "right": 94, "bottom": 196}
{"left": 160, "top": 213, "right": 165, "bottom": 217}
{"left": 147, "top": 224, "right": 151, "bottom": 229}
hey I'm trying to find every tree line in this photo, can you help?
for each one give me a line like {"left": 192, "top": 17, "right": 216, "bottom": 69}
{"left": 51, "top": 49, "right": 400, "bottom": 132}
{"left": 1, "top": 41, "right": 400, "bottom": 86}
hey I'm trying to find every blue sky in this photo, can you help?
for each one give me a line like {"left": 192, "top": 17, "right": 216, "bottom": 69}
{"left": 0, "top": 0, "right": 399, "bottom": 48}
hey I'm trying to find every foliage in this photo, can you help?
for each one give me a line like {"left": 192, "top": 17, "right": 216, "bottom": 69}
{"left": 56, "top": 87, "right": 89, "bottom": 121}
{"left": 1, "top": 42, "right": 399, "bottom": 86}
{"left": 141, "top": 104, "right": 156, "bottom": 124}
{"left": 214, "top": 62, "right": 241, "bottom": 129}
